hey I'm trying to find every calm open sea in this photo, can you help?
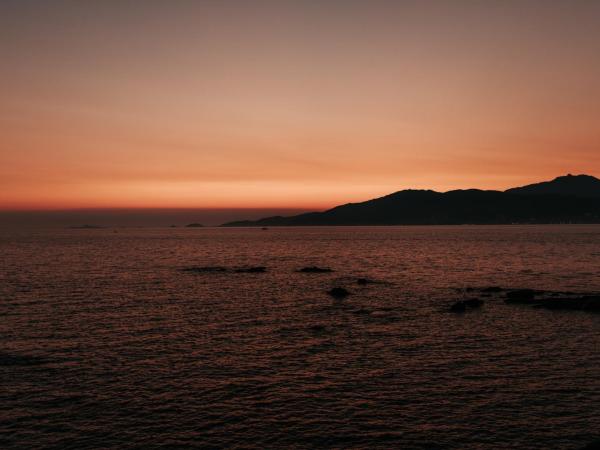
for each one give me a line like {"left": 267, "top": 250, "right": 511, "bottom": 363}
{"left": 1, "top": 225, "right": 600, "bottom": 449}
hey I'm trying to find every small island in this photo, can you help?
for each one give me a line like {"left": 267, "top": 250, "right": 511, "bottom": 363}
{"left": 185, "top": 223, "right": 204, "bottom": 228}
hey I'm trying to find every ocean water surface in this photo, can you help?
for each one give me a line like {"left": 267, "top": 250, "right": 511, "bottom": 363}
{"left": 1, "top": 225, "right": 600, "bottom": 449}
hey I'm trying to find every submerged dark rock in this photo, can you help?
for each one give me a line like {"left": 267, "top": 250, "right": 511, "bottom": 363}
{"left": 0, "top": 352, "right": 49, "bottom": 366}
{"left": 533, "top": 296, "right": 600, "bottom": 312}
{"left": 450, "top": 298, "right": 484, "bottom": 312}
{"left": 482, "top": 286, "right": 503, "bottom": 293}
{"left": 506, "top": 289, "right": 536, "bottom": 302}
{"left": 463, "top": 298, "right": 484, "bottom": 308}
{"left": 450, "top": 301, "right": 467, "bottom": 313}
{"left": 498, "top": 287, "right": 600, "bottom": 312}
{"left": 580, "top": 439, "right": 600, "bottom": 450}
{"left": 505, "top": 297, "right": 539, "bottom": 305}
{"left": 299, "top": 266, "right": 333, "bottom": 273}
{"left": 327, "top": 287, "right": 350, "bottom": 298}
{"left": 356, "top": 278, "right": 375, "bottom": 285}
{"left": 183, "top": 266, "right": 268, "bottom": 274}
{"left": 309, "top": 324, "right": 327, "bottom": 333}
{"left": 235, "top": 266, "right": 267, "bottom": 273}
{"left": 182, "top": 266, "right": 227, "bottom": 273}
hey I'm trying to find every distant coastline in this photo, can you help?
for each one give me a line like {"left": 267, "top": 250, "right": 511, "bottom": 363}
{"left": 221, "top": 174, "right": 600, "bottom": 227}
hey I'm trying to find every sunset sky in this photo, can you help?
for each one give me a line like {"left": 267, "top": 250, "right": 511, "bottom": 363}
{"left": 1, "top": 0, "right": 600, "bottom": 211}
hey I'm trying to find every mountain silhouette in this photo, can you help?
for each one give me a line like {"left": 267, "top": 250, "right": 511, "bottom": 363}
{"left": 222, "top": 174, "right": 600, "bottom": 226}
{"left": 505, "top": 174, "right": 600, "bottom": 197}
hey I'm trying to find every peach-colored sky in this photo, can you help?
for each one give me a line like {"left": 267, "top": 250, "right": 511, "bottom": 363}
{"left": 1, "top": 1, "right": 600, "bottom": 210}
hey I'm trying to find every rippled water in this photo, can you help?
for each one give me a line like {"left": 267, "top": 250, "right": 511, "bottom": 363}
{"left": 2, "top": 225, "right": 600, "bottom": 449}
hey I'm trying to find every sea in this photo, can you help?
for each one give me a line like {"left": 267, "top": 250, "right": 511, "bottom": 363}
{"left": 2, "top": 225, "right": 600, "bottom": 449}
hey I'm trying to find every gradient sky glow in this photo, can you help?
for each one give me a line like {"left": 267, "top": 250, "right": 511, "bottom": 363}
{"left": 2, "top": 0, "right": 600, "bottom": 210}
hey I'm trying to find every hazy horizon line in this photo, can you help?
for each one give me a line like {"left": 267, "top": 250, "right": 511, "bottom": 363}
{"left": 1, "top": 172, "right": 595, "bottom": 213}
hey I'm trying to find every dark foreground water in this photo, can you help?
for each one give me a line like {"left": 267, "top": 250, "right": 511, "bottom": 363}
{"left": 1, "top": 225, "right": 600, "bottom": 449}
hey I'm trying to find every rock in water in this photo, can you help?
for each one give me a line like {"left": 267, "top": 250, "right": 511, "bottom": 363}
{"left": 506, "top": 289, "right": 535, "bottom": 301}
{"left": 450, "top": 301, "right": 467, "bottom": 313}
{"left": 299, "top": 266, "right": 333, "bottom": 273}
{"left": 235, "top": 267, "right": 267, "bottom": 273}
{"left": 182, "top": 266, "right": 227, "bottom": 273}
{"left": 327, "top": 287, "right": 350, "bottom": 298}
{"left": 534, "top": 295, "right": 600, "bottom": 312}
{"left": 482, "top": 286, "right": 503, "bottom": 293}
{"left": 450, "top": 298, "right": 483, "bottom": 312}
{"left": 463, "top": 298, "right": 484, "bottom": 308}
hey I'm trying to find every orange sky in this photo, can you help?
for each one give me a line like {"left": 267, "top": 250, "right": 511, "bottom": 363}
{"left": 1, "top": 0, "right": 600, "bottom": 210}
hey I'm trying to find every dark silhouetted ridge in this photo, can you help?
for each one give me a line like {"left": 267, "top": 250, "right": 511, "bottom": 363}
{"left": 221, "top": 174, "right": 600, "bottom": 226}
{"left": 505, "top": 174, "right": 600, "bottom": 197}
